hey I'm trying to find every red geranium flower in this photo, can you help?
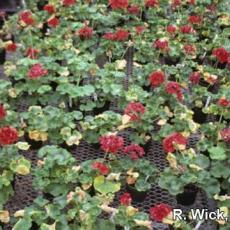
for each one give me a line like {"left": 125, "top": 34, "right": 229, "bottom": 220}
{"left": 166, "top": 25, "right": 177, "bottom": 34}
{"left": 145, "top": 0, "right": 158, "bottom": 7}
{"left": 163, "top": 132, "right": 187, "bottom": 153}
{"left": 135, "top": 25, "right": 145, "bottom": 35}
{"left": 77, "top": 26, "right": 93, "bottom": 39}
{"left": 189, "top": 72, "right": 200, "bottom": 85}
{"left": 119, "top": 193, "right": 132, "bottom": 206}
{"left": 206, "top": 4, "right": 216, "bottom": 13}
{"left": 0, "top": 104, "right": 6, "bottom": 120}
{"left": 149, "top": 71, "right": 165, "bottom": 87}
{"left": 28, "top": 63, "right": 48, "bottom": 79}
{"left": 188, "top": 0, "right": 196, "bottom": 4}
{"left": 43, "top": 4, "right": 56, "bottom": 14}
{"left": 220, "top": 128, "right": 230, "bottom": 143}
{"left": 0, "top": 11, "right": 6, "bottom": 18}
{"left": 0, "top": 126, "right": 18, "bottom": 146}
{"left": 5, "top": 43, "right": 17, "bottom": 52}
{"left": 165, "top": 82, "right": 183, "bottom": 101}
{"left": 99, "top": 135, "right": 124, "bottom": 154}
{"left": 180, "top": 25, "right": 194, "bottom": 34}
{"left": 103, "top": 32, "right": 116, "bottom": 40}
{"left": 123, "top": 144, "right": 145, "bottom": 160}
{"left": 92, "top": 162, "right": 110, "bottom": 175}
{"left": 150, "top": 203, "right": 172, "bottom": 222}
{"left": 188, "top": 15, "right": 202, "bottom": 24}
{"left": 124, "top": 102, "right": 146, "bottom": 121}
{"left": 47, "top": 17, "right": 59, "bottom": 27}
{"left": 62, "top": 0, "right": 76, "bottom": 6}
{"left": 26, "top": 48, "right": 39, "bottom": 59}
{"left": 217, "top": 98, "right": 230, "bottom": 107}
{"left": 154, "top": 39, "right": 169, "bottom": 51}
{"left": 109, "top": 0, "right": 129, "bottom": 10}
{"left": 127, "top": 5, "right": 140, "bottom": 15}
{"left": 212, "top": 47, "right": 229, "bottom": 64}
{"left": 171, "top": 0, "right": 181, "bottom": 9}
{"left": 114, "top": 29, "right": 129, "bottom": 41}
{"left": 19, "top": 11, "right": 34, "bottom": 25}
{"left": 183, "top": 44, "right": 196, "bottom": 55}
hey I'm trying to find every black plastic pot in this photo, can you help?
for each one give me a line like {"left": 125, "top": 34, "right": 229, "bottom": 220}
{"left": 37, "top": 0, "right": 48, "bottom": 11}
{"left": 31, "top": 222, "right": 40, "bottom": 230}
{"left": 176, "top": 184, "right": 198, "bottom": 206}
{"left": 59, "top": 142, "right": 76, "bottom": 152}
{"left": 199, "top": 79, "right": 219, "bottom": 94}
{"left": 164, "top": 56, "right": 180, "bottom": 66}
{"left": 0, "top": 49, "right": 6, "bottom": 64}
{"left": 141, "top": 140, "right": 151, "bottom": 154}
{"left": 24, "top": 133, "right": 44, "bottom": 150}
{"left": 93, "top": 101, "right": 111, "bottom": 115}
{"left": 43, "top": 192, "right": 54, "bottom": 201}
{"left": 192, "top": 107, "right": 207, "bottom": 124}
{"left": 127, "top": 185, "right": 147, "bottom": 202}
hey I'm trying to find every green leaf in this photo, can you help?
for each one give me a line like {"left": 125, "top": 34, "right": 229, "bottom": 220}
{"left": 12, "top": 217, "right": 32, "bottom": 230}
{"left": 94, "top": 176, "right": 120, "bottom": 194}
{"left": 37, "top": 85, "right": 52, "bottom": 94}
{"left": 93, "top": 219, "right": 115, "bottom": 230}
{"left": 208, "top": 146, "right": 226, "bottom": 160}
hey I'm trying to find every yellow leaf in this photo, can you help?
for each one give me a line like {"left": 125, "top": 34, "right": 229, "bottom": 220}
{"left": 16, "top": 142, "right": 30, "bottom": 151}
{"left": 167, "top": 153, "right": 177, "bottom": 169}
{"left": 189, "top": 164, "right": 202, "bottom": 171}
{"left": 0, "top": 211, "right": 10, "bottom": 224}
{"left": 29, "top": 130, "right": 48, "bottom": 142}
{"left": 126, "top": 206, "right": 138, "bottom": 216}
{"left": 116, "top": 60, "right": 127, "bottom": 70}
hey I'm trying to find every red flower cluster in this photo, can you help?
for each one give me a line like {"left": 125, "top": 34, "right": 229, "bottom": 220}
{"left": 77, "top": 26, "right": 93, "bottom": 39}
{"left": 150, "top": 203, "right": 172, "bottom": 222}
{"left": 47, "top": 17, "right": 59, "bottom": 28}
{"left": 166, "top": 25, "right": 177, "bottom": 34}
{"left": 43, "top": 4, "right": 56, "bottom": 14}
{"left": 149, "top": 71, "right": 165, "bottom": 87}
{"left": 183, "top": 44, "right": 196, "bottom": 55}
{"left": 26, "top": 48, "right": 39, "bottom": 59}
{"left": 124, "top": 102, "right": 146, "bottom": 121}
{"left": 171, "top": 0, "right": 181, "bottom": 9}
{"left": 188, "top": 15, "right": 202, "bottom": 24}
{"left": 145, "top": 0, "right": 159, "bottom": 7}
{"left": 19, "top": 11, "right": 34, "bottom": 25}
{"left": 220, "top": 128, "right": 230, "bottom": 143}
{"left": 154, "top": 39, "right": 169, "bottom": 51}
{"left": 180, "top": 25, "right": 194, "bottom": 34}
{"left": 62, "top": 0, "right": 76, "bottom": 6}
{"left": 123, "top": 144, "right": 145, "bottom": 160}
{"left": 120, "top": 193, "right": 132, "bottom": 206}
{"left": 127, "top": 5, "right": 140, "bottom": 15}
{"left": 135, "top": 25, "right": 145, "bottom": 35}
{"left": 0, "top": 104, "right": 6, "bottom": 120}
{"left": 115, "top": 29, "right": 130, "bottom": 41}
{"left": 109, "top": 0, "right": 129, "bottom": 9}
{"left": 0, "top": 126, "right": 18, "bottom": 146}
{"left": 217, "top": 98, "right": 230, "bottom": 107}
{"left": 92, "top": 162, "right": 110, "bottom": 175}
{"left": 189, "top": 72, "right": 201, "bottom": 85}
{"left": 103, "top": 29, "right": 129, "bottom": 41}
{"left": 28, "top": 63, "right": 48, "bottom": 79}
{"left": 189, "top": 0, "right": 196, "bottom": 5}
{"left": 163, "top": 132, "right": 187, "bottom": 153}
{"left": 212, "top": 47, "right": 229, "bottom": 63}
{"left": 0, "top": 11, "right": 6, "bottom": 18}
{"left": 166, "top": 82, "right": 183, "bottom": 101}
{"left": 5, "top": 43, "right": 17, "bottom": 52}
{"left": 99, "top": 135, "right": 124, "bottom": 153}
